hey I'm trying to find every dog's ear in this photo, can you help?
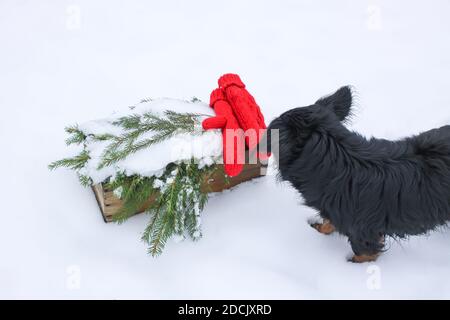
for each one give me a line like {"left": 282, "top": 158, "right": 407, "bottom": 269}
{"left": 315, "top": 86, "right": 353, "bottom": 121}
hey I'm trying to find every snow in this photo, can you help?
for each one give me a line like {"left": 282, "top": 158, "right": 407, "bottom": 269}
{"left": 1, "top": 0, "right": 450, "bottom": 299}
{"left": 77, "top": 98, "right": 222, "bottom": 183}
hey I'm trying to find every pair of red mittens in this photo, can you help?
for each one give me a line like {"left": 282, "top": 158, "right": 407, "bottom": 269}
{"left": 202, "top": 88, "right": 245, "bottom": 177}
{"left": 202, "top": 74, "right": 268, "bottom": 177}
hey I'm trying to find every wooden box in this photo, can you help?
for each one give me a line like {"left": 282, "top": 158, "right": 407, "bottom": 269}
{"left": 92, "top": 162, "right": 267, "bottom": 222}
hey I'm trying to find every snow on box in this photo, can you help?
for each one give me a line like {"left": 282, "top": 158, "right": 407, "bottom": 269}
{"left": 77, "top": 98, "right": 223, "bottom": 184}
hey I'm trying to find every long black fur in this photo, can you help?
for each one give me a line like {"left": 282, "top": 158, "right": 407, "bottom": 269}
{"left": 268, "top": 86, "right": 450, "bottom": 258}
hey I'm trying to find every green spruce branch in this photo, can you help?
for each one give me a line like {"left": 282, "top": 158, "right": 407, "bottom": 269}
{"left": 110, "top": 160, "right": 216, "bottom": 256}
{"left": 64, "top": 125, "right": 86, "bottom": 146}
{"left": 108, "top": 174, "right": 157, "bottom": 224}
{"left": 97, "top": 111, "right": 203, "bottom": 169}
{"left": 48, "top": 149, "right": 90, "bottom": 171}
{"left": 78, "top": 174, "right": 92, "bottom": 187}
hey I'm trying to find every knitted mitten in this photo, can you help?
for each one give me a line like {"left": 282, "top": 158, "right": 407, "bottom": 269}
{"left": 202, "top": 88, "right": 245, "bottom": 176}
{"left": 218, "top": 74, "right": 268, "bottom": 157}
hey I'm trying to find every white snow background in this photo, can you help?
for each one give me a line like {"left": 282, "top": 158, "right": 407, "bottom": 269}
{"left": 1, "top": 0, "right": 449, "bottom": 299}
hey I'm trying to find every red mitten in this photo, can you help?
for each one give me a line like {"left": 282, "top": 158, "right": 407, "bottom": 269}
{"left": 218, "top": 74, "right": 268, "bottom": 158}
{"left": 202, "top": 88, "right": 245, "bottom": 177}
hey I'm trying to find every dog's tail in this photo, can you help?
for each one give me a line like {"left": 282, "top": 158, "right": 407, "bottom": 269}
{"left": 413, "top": 125, "right": 450, "bottom": 158}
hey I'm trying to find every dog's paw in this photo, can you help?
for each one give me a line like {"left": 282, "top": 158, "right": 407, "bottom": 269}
{"left": 347, "top": 254, "right": 379, "bottom": 263}
{"left": 309, "top": 219, "right": 336, "bottom": 235}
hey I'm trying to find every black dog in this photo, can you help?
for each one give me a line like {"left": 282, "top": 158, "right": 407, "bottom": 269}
{"left": 267, "top": 86, "right": 450, "bottom": 262}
